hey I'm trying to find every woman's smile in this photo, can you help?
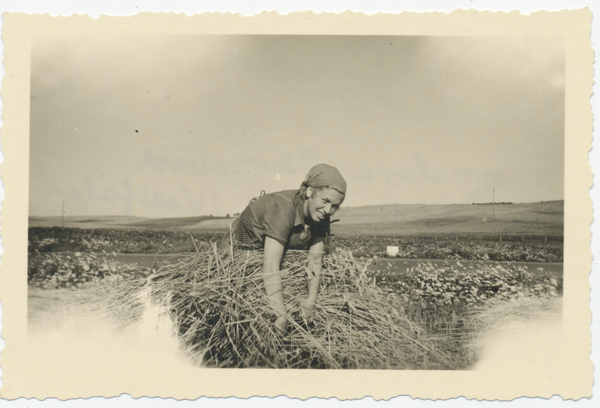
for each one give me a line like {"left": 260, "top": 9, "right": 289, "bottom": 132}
{"left": 304, "top": 187, "right": 345, "bottom": 223}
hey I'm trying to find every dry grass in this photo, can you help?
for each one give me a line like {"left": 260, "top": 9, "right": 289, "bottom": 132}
{"left": 90, "top": 246, "right": 458, "bottom": 369}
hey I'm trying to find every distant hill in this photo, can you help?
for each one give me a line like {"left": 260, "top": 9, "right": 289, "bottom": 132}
{"left": 29, "top": 200, "right": 563, "bottom": 237}
{"left": 331, "top": 201, "right": 563, "bottom": 237}
{"left": 182, "top": 218, "right": 235, "bottom": 231}
{"left": 28, "top": 215, "right": 151, "bottom": 229}
{"left": 126, "top": 216, "right": 231, "bottom": 229}
{"left": 28, "top": 215, "right": 234, "bottom": 230}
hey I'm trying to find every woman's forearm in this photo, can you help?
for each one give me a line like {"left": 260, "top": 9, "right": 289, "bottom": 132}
{"left": 306, "top": 274, "right": 321, "bottom": 303}
{"left": 263, "top": 269, "right": 286, "bottom": 315}
{"left": 263, "top": 237, "right": 287, "bottom": 316}
{"left": 306, "top": 255, "right": 323, "bottom": 302}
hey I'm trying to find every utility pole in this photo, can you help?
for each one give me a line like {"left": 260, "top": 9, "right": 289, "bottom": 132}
{"left": 61, "top": 200, "right": 65, "bottom": 228}
{"left": 492, "top": 188, "right": 495, "bottom": 219}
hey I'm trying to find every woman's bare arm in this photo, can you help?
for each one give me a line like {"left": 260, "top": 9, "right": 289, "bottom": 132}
{"left": 263, "top": 237, "right": 287, "bottom": 327}
{"left": 303, "top": 238, "right": 325, "bottom": 311}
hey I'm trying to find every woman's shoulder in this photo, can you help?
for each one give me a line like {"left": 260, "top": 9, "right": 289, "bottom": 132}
{"left": 253, "top": 189, "right": 300, "bottom": 208}
{"left": 250, "top": 189, "right": 299, "bottom": 216}
{"left": 249, "top": 190, "right": 300, "bottom": 242}
{"left": 268, "top": 189, "right": 300, "bottom": 202}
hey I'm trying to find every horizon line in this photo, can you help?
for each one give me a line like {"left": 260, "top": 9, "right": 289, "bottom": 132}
{"left": 28, "top": 199, "right": 564, "bottom": 219}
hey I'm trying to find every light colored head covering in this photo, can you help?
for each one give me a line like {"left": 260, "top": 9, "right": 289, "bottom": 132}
{"left": 303, "top": 163, "right": 347, "bottom": 195}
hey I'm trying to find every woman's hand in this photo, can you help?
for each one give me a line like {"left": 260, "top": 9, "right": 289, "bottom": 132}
{"left": 300, "top": 298, "right": 316, "bottom": 319}
{"left": 300, "top": 298, "right": 316, "bottom": 310}
{"left": 274, "top": 315, "right": 288, "bottom": 334}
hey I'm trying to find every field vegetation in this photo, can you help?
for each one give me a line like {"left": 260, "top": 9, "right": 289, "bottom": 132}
{"left": 28, "top": 227, "right": 562, "bottom": 263}
{"left": 333, "top": 235, "right": 562, "bottom": 262}
{"left": 28, "top": 227, "right": 222, "bottom": 254}
{"left": 29, "top": 201, "right": 563, "bottom": 261}
{"left": 27, "top": 201, "right": 563, "bottom": 369}
{"left": 27, "top": 247, "right": 559, "bottom": 369}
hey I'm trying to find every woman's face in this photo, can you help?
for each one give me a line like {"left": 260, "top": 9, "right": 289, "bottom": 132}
{"left": 304, "top": 187, "right": 345, "bottom": 222}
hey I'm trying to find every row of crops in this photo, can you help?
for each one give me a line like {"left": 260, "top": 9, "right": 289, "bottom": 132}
{"left": 29, "top": 227, "right": 563, "bottom": 263}
{"left": 367, "top": 261, "right": 559, "bottom": 306}
{"left": 28, "top": 227, "right": 223, "bottom": 254}
{"left": 28, "top": 252, "right": 152, "bottom": 289}
{"left": 334, "top": 235, "right": 563, "bottom": 262}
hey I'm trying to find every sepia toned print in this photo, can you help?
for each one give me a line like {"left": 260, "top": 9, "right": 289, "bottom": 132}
{"left": 0, "top": 10, "right": 593, "bottom": 400}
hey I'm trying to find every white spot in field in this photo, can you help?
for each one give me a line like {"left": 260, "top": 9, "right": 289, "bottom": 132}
{"left": 473, "top": 299, "right": 564, "bottom": 386}
{"left": 386, "top": 246, "right": 399, "bottom": 257}
{"left": 19, "top": 288, "right": 201, "bottom": 398}
{"left": 136, "top": 287, "right": 177, "bottom": 345}
{"left": 276, "top": 172, "right": 281, "bottom": 181}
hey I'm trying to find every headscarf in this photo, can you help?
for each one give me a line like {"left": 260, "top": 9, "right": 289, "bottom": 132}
{"left": 294, "top": 164, "right": 347, "bottom": 236}
{"left": 302, "top": 163, "right": 347, "bottom": 195}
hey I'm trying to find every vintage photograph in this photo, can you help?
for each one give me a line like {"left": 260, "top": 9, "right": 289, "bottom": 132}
{"left": 1, "top": 7, "right": 594, "bottom": 402}
{"left": 26, "top": 33, "right": 565, "bottom": 371}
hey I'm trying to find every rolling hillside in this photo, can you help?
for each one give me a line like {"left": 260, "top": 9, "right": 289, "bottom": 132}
{"left": 28, "top": 215, "right": 151, "bottom": 229}
{"left": 29, "top": 201, "right": 563, "bottom": 237}
{"left": 126, "top": 216, "right": 231, "bottom": 229}
{"left": 331, "top": 201, "right": 563, "bottom": 237}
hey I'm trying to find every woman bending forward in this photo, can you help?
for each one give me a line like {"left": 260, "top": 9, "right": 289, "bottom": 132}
{"left": 220, "top": 164, "right": 346, "bottom": 332}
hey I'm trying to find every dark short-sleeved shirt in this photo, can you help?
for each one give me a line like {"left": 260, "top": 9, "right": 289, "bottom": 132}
{"left": 226, "top": 189, "right": 330, "bottom": 250}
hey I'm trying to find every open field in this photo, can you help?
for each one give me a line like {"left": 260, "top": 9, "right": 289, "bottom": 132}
{"left": 27, "top": 200, "right": 563, "bottom": 369}
{"left": 29, "top": 201, "right": 563, "bottom": 237}
{"left": 28, "top": 227, "right": 563, "bottom": 262}
{"left": 29, "top": 214, "right": 231, "bottom": 230}
{"left": 27, "top": 251, "right": 563, "bottom": 292}
{"left": 127, "top": 216, "right": 232, "bottom": 230}
{"left": 27, "top": 248, "right": 561, "bottom": 369}
{"left": 29, "top": 201, "right": 563, "bottom": 261}
{"left": 29, "top": 215, "right": 151, "bottom": 229}
{"left": 332, "top": 201, "right": 563, "bottom": 237}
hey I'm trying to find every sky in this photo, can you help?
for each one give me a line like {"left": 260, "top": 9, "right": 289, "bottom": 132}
{"left": 29, "top": 35, "right": 565, "bottom": 218}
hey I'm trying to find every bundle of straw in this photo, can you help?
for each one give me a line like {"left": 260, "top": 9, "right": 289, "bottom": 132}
{"left": 85, "top": 245, "right": 453, "bottom": 369}
{"left": 107, "top": 245, "right": 448, "bottom": 369}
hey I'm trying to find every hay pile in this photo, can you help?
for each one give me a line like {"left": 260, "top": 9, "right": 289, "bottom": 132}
{"left": 95, "top": 246, "right": 454, "bottom": 369}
